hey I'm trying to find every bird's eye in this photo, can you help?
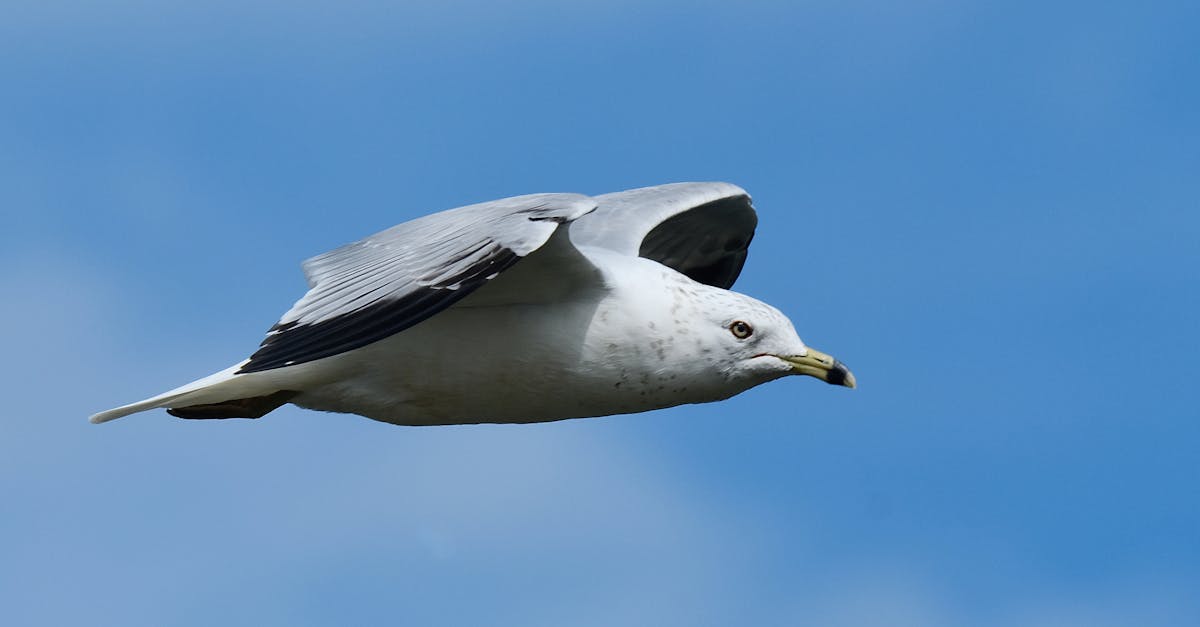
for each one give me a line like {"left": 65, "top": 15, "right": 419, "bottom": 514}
{"left": 729, "top": 320, "right": 753, "bottom": 339}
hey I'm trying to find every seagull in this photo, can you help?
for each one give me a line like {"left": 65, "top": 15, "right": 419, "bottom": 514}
{"left": 91, "top": 182, "right": 855, "bottom": 426}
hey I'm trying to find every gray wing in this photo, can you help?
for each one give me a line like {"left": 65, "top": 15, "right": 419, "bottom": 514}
{"left": 569, "top": 182, "right": 757, "bottom": 289}
{"left": 238, "top": 193, "right": 597, "bottom": 373}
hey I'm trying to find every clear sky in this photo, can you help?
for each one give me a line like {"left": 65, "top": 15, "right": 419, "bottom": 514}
{"left": 3, "top": 1, "right": 1198, "bottom": 625}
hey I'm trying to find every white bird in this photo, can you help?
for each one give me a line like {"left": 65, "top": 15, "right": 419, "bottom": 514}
{"left": 91, "top": 182, "right": 855, "bottom": 426}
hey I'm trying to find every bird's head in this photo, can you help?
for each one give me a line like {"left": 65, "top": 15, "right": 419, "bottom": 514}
{"left": 702, "top": 290, "right": 856, "bottom": 391}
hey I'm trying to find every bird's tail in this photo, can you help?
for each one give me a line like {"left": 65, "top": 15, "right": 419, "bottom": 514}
{"left": 89, "top": 362, "right": 294, "bottom": 423}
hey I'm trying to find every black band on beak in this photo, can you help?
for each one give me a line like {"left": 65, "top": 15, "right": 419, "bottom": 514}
{"left": 826, "top": 360, "right": 852, "bottom": 387}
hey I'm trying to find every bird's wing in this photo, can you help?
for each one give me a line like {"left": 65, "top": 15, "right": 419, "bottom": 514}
{"left": 569, "top": 182, "right": 757, "bottom": 289}
{"left": 238, "top": 193, "right": 597, "bottom": 373}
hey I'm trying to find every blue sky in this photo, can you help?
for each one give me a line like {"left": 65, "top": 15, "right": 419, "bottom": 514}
{"left": 3, "top": 1, "right": 1198, "bottom": 624}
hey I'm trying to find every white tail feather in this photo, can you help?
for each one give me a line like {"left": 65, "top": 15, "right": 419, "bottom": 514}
{"left": 90, "top": 362, "right": 258, "bottom": 423}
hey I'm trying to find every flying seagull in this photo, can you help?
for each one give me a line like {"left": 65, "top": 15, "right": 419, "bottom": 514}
{"left": 91, "top": 182, "right": 855, "bottom": 426}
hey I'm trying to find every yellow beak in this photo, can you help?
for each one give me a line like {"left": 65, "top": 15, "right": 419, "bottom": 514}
{"left": 780, "top": 347, "right": 856, "bottom": 388}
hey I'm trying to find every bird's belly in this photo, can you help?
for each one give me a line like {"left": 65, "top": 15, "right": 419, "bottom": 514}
{"left": 291, "top": 302, "right": 726, "bottom": 426}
